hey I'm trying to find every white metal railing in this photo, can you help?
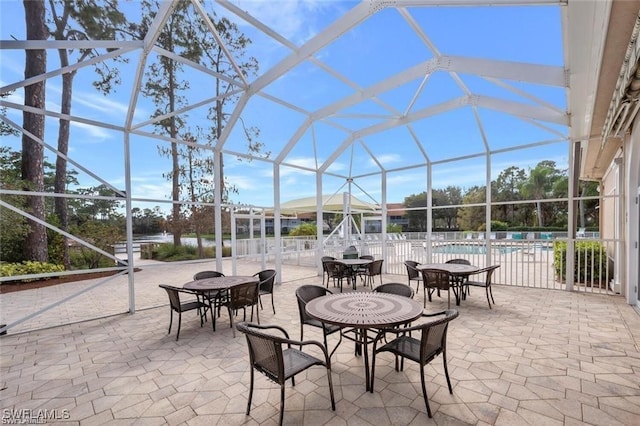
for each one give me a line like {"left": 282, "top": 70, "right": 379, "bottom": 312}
{"left": 107, "top": 233, "right": 618, "bottom": 295}
{"left": 268, "top": 233, "right": 620, "bottom": 295}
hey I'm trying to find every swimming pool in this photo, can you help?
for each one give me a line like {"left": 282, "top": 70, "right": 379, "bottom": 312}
{"left": 432, "top": 243, "right": 521, "bottom": 255}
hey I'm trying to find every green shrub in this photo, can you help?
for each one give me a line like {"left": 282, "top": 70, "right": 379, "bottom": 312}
{"left": 69, "top": 221, "right": 124, "bottom": 269}
{"left": 69, "top": 249, "right": 114, "bottom": 269}
{"left": 0, "top": 205, "right": 29, "bottom": 263}
{"left": 553, "top": 240, "right": 607, "bottom": 283}
{"left": 387, "top": 223, "right": 402, "bottom": 233}
{"left": 478, "top": 220, "right": 508, "bottom": 231}
{"left": 290, "top": 223, "right": 317, "bottom": 236}
{"left": 46, "top": 214, "right": 66, "bottom": 265}
{"left": 0, "top": 261, "right": 65, "bottom": 281}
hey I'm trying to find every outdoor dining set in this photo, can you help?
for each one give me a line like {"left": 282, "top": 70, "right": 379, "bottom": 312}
{"left": 158, "top": 251, "right": 500, "bottom": 424}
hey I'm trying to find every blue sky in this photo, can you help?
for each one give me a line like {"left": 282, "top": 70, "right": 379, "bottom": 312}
{"left": 1, "top": 1, "right": 568, "bottom": 213}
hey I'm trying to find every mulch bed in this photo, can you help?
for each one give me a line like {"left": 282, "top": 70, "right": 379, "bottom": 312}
{"left": 0, "top": 269, "right": 141, "bottom": 294}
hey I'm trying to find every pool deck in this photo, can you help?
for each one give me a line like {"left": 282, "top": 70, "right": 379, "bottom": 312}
{"left": 1, "top": 259, "right": 640, "bottom": 424}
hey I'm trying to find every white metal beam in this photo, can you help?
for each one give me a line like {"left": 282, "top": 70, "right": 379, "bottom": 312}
{"left": 444, "top": 56, "right": 566, "bottom": 87}
{"left": 384, "top": 0, "right": 565, "bottom": 6}
{"left": 474, "top": 94, "right": 567, "bottom": 125}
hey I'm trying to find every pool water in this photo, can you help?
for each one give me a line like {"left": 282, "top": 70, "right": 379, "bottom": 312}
{"left": 432, "top": 244, "right": 521, "bottom": 254}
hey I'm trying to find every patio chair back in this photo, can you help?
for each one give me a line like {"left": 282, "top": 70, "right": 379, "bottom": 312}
{"left": 296, "top": 285, "right": 331, "bottom": 325}
{"left": 295, "top": 285, "right": 342, "bottom": 357}
{"left": 445, "top": 259, "right": 470, "bottom": 265}
{"left": 323, "top": 260, "right": 352, "bottom": 291}
{"left": 193, "top": 270, "right": 225, "bottom": 280}
{"left": 404, "top": 260, "right": 422, "bottom": 292}
{"left": 362, "top": 259, "right": 384, "bottom": 287}
{"left": 254, "top": 269, "right": 277, "bottom": 314}
{"left": 236, "top": 321, "right": 335, "bottom": 425}
{"left": 158, "top": 284, "right": 207, "bottom": 340}
{"left": 371, "top": 309, "right": 459, "bottom": 418}
{"left": 465, "top": 264, "right": 500, "bottom": 309}
{"left": 321, "top": 256, "right": 336, "bottom": 287}
{"left": 420, "top": 268, "right": 454, "bottom": 308}
{"left": 224, "top": 281, "right": 260, "bottom": 337}
{"left": 373, "top": 282, "right": 415, "bottom": 298}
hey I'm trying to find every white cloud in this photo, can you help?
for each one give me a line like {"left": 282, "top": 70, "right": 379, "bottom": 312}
{"left": 370, "top": 153, "right": 402, "bottom": 166}
{"left": 228, "top": 173, "right": 262, "bottom": 191}
{"left": 234, "top": 0, "right": 338, "bottom": 43}
{"left": 280, "top": 156, "right": 319, "bottom": 176}
{"left": 70, "top": 121, "right": 113, "bottom": 142}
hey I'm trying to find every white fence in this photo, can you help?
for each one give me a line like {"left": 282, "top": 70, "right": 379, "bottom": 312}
{"left": 232, "top": 233, "right": 619, "bottom": 295}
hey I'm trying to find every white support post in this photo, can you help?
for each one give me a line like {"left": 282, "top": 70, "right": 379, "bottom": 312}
{"left": 274, "top": 164, "right": 282, "bottom": 279}
{"left": 261, "top": 211, "right": 267, "bottom": 272}
{"left": 317, "top": 173, "right": 323, "bottom": 276}
{"left": 382, "top": 171, "right": 388, "bottom": 266}
{"left": 486, "top": 152, "right": 492, "bottom": 266}
{"left": 426, "top": 164, "right": 433, "bottom": 261}
{"left": 614, "top": 157, "right": 624, "bottom": 294}
{"left": 231, "top": 207, "right": 237, "bottom": 276}
{"left": 343, "top": 191, "right": 351, "bottom": 243}
{"left": 566, "top": 141, "right": 578, "bottom": 291}
{"left": 124, "top": 132, "right": 135, "bottom": 314}
{"left": 214, "top": 150, "right": 223, "bottom": 273}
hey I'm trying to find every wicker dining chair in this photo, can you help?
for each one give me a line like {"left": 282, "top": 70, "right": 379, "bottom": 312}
{"left": 404, "top": 260, "right": 422, "bottom": 293}
{"left": 445, "top": 258, "right": 471, "bottom": 298}
{"left": 420, "top": 268, "right": 456, "bottom": 308}
{"left": 355, "top": 255, "right": 374, "bottom": 283}
{"left": 193, "top": 270, "right": 226, "bottom": 317}
{"left": 295, "top": 285, "right": 343, "bottom": 358}
{"left": 445, "top": 259, "right": 470, "bottom": 265}
{"left": 237, "top": 322, "right": 336, "bottom": 425}
{"left": 373, "top": 282, "right": 415, "bottom": 299}
{"left": 321, "top": 256, "right": 336, "bottom": 287}
{"left": 193, "top": 270, "right": 225, "bottom": 280}
{"left": 323, "top": 260, "right": 354, "bottom": 292}
{"left": 254, "top": 269, "right": 277, "bottom": 314}
{"left": 158, "top": 284, "right": 209, "bottom": 340}
{"left": 464, "top": 264, "right": 500, "bottom": 308}
{"left": 219, "top": 281, "right": 260, "bottom": 337}
{"left": 371, "top": 282, "right": 416, "bottom": 338}
{"left": 359, "top": 259, "right": 384, "bottom": 288}
{"left": 371, "top": 309, "right": 459, "bottom": 418}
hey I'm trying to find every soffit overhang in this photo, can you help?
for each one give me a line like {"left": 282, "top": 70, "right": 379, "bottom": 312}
{"left": 577, "top": 0, "right": 640, "bottom": 181}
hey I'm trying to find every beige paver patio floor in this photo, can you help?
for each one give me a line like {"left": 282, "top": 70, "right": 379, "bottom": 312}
{"left": 1, "top": 261, "right": 640, "bottom": 425}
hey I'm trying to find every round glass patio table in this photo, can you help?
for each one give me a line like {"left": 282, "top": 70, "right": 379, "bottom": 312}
{"left": 305, "top": 291, "right": 422, "bottom": 391}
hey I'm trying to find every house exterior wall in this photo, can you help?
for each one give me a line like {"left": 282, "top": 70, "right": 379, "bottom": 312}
{"left": 601, "top": 161, "right": 618, "bottom": 242}
{"left": 600, "top": 118, "right": 640, "bottom": 304}
{"left": 625, "top": 117, "right": 640, "bottom": 305}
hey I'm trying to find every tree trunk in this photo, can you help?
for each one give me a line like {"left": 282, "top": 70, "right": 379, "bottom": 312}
{"left": 536, "top": 201, "right": 543, "bottom": 227}
{"left": 168, "top": 65, "right": 181, "bottom": 247}
{"left": 22, "top": 0, "right": 48, "bottom": 262}
{"left": 55, "top": 52, "right": 73, "bottom": 268}
{"left": 579, "top": 184, "right": 587, "bottom": 228}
